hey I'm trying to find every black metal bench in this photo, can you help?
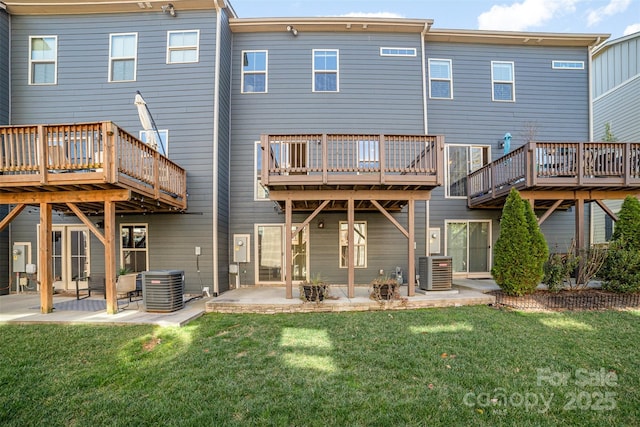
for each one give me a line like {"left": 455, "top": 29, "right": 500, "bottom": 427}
{"left": 75, "top": 274, "right": 106, "bottom": 300}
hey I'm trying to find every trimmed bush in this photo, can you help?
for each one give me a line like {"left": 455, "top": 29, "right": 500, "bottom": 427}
{"left": 492, "top": 188, "right": 548, "bottom": 296}
{"left": 601, "top": 196, "right": 640, "bottom": 293}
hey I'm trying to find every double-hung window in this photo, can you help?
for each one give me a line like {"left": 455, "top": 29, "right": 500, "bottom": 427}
{"left": 339, "top": 221, "right": 367, "bottom": 268}
{"left": 446, "top": 145, "right": 490, "bottom": 198}
{"left": 313, "top": 49, "right": 339, "bottom": 92}
{"left": 109, "top": 33, "right": 137, "bottom": 82}
{"left": 429, "top": 58, "right": 452, "bottom": 99}
{"left": 120, "top": 224, "right": 148, "bottom": 273}
{"left": 29, "top": 36, "right": 57, "bottom": 85}
{"left": 167, "top": 30, "right": 199, "bottom": 64}
{"left": 491, "top": 61, "right": 515, "bottom": 102}
{"left": 242, "top": 50, "right": 267, "bottom": 93}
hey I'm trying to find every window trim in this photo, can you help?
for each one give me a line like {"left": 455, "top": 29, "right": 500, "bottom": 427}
{"left": 339, "top": 221, "right": 367, "bottom": 269}
{"left": 241, "top": 50, "right": 268, "bottom": 94}
{"left": 119, "top": 223, "right": 148, "bottom": 273}
{"left": 108, "top": 32, "right": 138, "bottom": 83}
{"left": 445, "top": 144, "right": 491, "bottom": 199}
{"left": 139, "top": 129, "right": 169, "bottom": 155}
{"left": 166, "top": 30, "right": 200, "bottom": 64}
{"left": 29, "top": 35, "right": 58, "bottom": 85}
{"left": 491, "top": 60, "right": 515, "bottom": 102}
{"left": 380, "top": 47, "right": 417, "bottom": 57}
{"left": 552, "top": 60, "right": 585, "bottom": 70}
{"left": 428, "top": 58, "right": 453, "bottom": 100}
{"left": 312, "top": 49, "right": 339, "bottom": 93}
{"left": 255, "top": 141, "right": 269, "bottom": 201}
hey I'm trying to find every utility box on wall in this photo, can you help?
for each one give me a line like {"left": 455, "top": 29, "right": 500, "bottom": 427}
{"left": 233, "top": 234, "right": 250, "bottom": 263}
{"left": 12, "top": 244, "right": 27, "bottom": 273}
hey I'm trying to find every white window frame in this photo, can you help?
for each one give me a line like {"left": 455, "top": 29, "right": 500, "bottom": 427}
{"left": 491, "top": 61, "right": 515, "bottom": 102}
{"left": 312, "top": 49, "right": 339, "bottom": 93}
{"left": 339, "top": 221, "right": 367, "bottom": 269}
{"left": 241, "top": 50, "right": 268, "bottom": 94}
{"left": 380, "top": 47, "right": 416, "bottom": 57}
{"left": 166, "top": 30, "right": 200, "bottom": 64}
{"left": 120, "top": 223, "right": 148, "bottom": 273}
{"left": 29, "top": 35, "right": 58, "bottom": 85}
{"left": 109, "top": 32, "right": 137, "bottom": 82}
{"left": 139, "top": 130, "right": 169, "bottom": 155}
{"left": 428, "top": 58, "right": 453, "bottom": 99}
{"left": 255, "top": 141, "right": 269, "bottom": 200}
{"left": 552, "top": 60, "right": 584, "bottom": 70}
{"left": 445, "top": 144, "right": 491, "bottom": 199}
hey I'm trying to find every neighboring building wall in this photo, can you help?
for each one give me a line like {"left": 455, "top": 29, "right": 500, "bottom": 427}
{"left": 8, "top": 10, "right": 222, "bottom": 293}
{"left": 229, "top": 31, "right": 428, "bottom": 285}
{"left": 591, "top": 33, "right": 640, "bottom": 243}
{"left": 426, "top": 42, "right": 592, "bottom": 251}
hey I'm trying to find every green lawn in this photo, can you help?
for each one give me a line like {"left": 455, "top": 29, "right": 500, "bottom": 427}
{"left": 1, "top": 306, "right": 638, "bottom": 426}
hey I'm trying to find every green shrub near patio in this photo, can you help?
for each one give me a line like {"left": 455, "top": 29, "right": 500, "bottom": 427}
{"left": 492, "top": 188, "right": 548, "bottom": 296}
{"left": 601, "top": 195, "right": 640, "bottom": 293}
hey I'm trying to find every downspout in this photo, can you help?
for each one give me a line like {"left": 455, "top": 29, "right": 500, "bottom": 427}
{"left": 212, "top": 0, "right": 222, "bottom": 296}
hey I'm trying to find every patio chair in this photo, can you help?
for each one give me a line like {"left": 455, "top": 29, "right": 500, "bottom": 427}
{"left": 116, "top": 273, "right": 139, "bottom": 302}
{"left": 75, "top": 274, "right": 106, "bottom": 300}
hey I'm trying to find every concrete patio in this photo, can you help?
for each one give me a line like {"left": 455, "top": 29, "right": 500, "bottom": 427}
{"left": 206, "top": 279, "right": 497, "bottom": 314}
{"left": 0, "top": 279, "right": 498, "bottom": 325}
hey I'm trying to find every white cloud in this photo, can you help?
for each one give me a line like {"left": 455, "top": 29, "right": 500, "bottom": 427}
{"left": 478, "top": 0, "right": 579, "bottom": 31}
{"left": 624, "top": 23, "right": 640, "bottom": 35}
{"left": 588, "top": 0, "right": 632, "bottom": 26}
{"left": 336, "top": 12, "right": 405, "bottom": 19}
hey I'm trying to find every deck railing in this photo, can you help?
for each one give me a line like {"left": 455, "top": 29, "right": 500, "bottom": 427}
{"left": 261, "top": 133, "right": 443, "bottom": 187}
{"left": 0, "top": 122, "right": 186, "bottom": 205}
{"left": 468, "top": 141, "right": 640, "bottom": 201}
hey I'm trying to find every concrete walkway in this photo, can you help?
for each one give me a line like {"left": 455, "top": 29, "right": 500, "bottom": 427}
{"left": 0, "top": 293, "right": 206, "bottom": 327}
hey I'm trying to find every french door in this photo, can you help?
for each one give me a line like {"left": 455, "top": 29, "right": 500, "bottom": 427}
{"left": 46, "top": 225, "right": 90, "bottom": 291}
{"left": 255, "top": 224, "right": 308, "bottom": 284}
{"left": 445, "top": 220, "right": 491, "bottom": 277}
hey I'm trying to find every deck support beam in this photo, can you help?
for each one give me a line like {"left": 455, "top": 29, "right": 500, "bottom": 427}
{"left": 347, "top": 198, "right": 355, "bottom": 298}
{"left": 104, "top": 201, "right": 118, "bottom": 314}
{"left": 285, "top": 199, "right": 293, "bottom": 299}
{"left": 39, "top": 203, "right": 53, "bottom": 313}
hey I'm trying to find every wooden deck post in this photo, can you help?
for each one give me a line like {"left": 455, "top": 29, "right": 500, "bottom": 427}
{"left": 348, "top": 197, "right": 355, "bottom": 298}
{"left": 285, "top": 198, "right": 293, "bottom": 299}
{"left": 575, "top": 198, "right": 585, "bottom": 282}
{"left": 104, "top": 200, "right": 118, "bottom": 314}
{"left": 408, "top": 199, "right": 415, "bottom": 297}
{"left": 39, "top": 203, "right": 53, "bottom": 313}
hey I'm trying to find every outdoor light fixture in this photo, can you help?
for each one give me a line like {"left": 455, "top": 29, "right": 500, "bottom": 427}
{"left": 162, "top": 3, "right": 176, "bottom": 17}
{"left": 318, "top": 219, "right": 325, "bottom": 229}
{"left": 286, "top": 25, "right": 298, "bottom": 36}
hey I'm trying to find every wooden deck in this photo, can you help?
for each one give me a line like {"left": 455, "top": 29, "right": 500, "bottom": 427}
{"left": 0, "top": 121, "right": 187, "bottom": 214}
{"left": 468, "top": 141, "right": 640, "bottom": 209}
{"left": 261, "top": 133, "right": 444, "bottom": 211}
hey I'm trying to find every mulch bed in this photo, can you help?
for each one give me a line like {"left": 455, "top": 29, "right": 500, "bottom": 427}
{"left": 489, "top": 289, "right": 640, "bottom": 311}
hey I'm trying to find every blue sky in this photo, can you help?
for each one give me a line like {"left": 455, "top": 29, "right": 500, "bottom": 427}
{"left": 230, "top": 0, "right": 640, "bottom": 40}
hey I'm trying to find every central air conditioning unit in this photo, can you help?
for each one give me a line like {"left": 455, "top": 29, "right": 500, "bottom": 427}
{"left": 418, "top": 256, "right": 453, "bottom": 291}
{"left": 142, "top": 270, "right": 185, "bottom": 312}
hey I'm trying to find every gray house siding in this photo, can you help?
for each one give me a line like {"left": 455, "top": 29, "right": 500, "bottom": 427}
{"left": 216, "top": 8, "right": 232, "bottom": 292}
{"left": 7, "top": 10, "right": 221, "bottom": 293}
{"left": 426, "top": 42, "right": 591, "bottom": 253}
{"left": 0, "top": 10, "right": 10, "bottom": 292}
{"left": 0, "top": 9, "right": 8, "bottom": 124}
{"left": 229, "top": 31, "right": 428, "bottom": 285}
